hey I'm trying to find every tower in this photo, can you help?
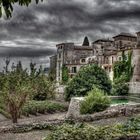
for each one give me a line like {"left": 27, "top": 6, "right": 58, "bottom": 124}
{"left": 129, "top": 32, "right": 140, "bottom": 102}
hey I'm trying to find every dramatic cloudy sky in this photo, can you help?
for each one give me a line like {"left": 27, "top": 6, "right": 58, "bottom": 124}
{"left": 0, "top": 0, "right": 140, "bottom": 69}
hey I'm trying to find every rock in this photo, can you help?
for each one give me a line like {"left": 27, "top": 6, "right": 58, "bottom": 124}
{"left": 66, "top": 97, "right": 84, "bottom": 119}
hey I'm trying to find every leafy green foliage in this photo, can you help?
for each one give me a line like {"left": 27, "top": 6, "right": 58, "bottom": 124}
{"left": 48, "top": 69, "right": 56, "bottom": 82}
{"left": 113, "top": 51, "right": 133, "bottom": 96}
{"left": 0, "top": 61, "right": 32, "bottom": 123}
{"left": 0, "top": 60, "right": 55, "bottom": 123}
{"left": 62, "top": 65, "right": 69, "bottom": 84}
{"left": 45, "top": 124, "right": 119, "bottom": 140}
{"left": 65, "top": 64, "right": 112, "bottom": 101}
{"left": 112, "top": 75, "right": 129, "bottom": 96}
{"left": 44, "top": 118, "right": 140, "bottom": 140}
{"left": 22, "top": 100, "right": 67, "bottom": 116}
{"left": 28, "top": 62, "right": 55, "bottom": 101}
{"left": 121, "top": 117, "right": 140, "bottom": 134}
{"left": 33, "top": 75, "right": 55, "bottom": 101}
{"left": 113, "top": 51, "right": 133, "bottom": 81}
{"left": 80, "top": 88, "right": 111, "bottom": 114}
{"left": 0, "top": 0, "right": 43, "bottom": 18}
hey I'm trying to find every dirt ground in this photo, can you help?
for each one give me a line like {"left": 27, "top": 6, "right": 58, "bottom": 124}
{"left": 0, "top": 130, "right": 49, "bottom": 140}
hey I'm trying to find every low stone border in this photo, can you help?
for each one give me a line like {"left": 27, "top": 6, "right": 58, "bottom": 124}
{"left": 66, "top": 97, "right": 140, "bottom": 121}
{"left": 109, "top": 96, "right": 128, "bottom": 99}
{"left": 0, "top": 120, "right": 65, "bottom": 133}
{"left": 115, "top": 136, "right": 140, "bottom": 140}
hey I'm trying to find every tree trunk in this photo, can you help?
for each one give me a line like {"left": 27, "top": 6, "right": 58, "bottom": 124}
{"left": 11, "top": 110, "right": 18, "bottom": 123}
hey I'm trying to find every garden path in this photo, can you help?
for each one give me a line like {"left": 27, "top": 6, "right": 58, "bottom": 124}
{"left": 0, "top": 112, "right": 66, "bottom": 128}
{"left": 0, "top": 114, "right": 7, "bottom": 122}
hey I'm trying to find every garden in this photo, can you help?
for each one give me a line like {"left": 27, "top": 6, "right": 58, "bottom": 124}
{"left": 0, "top": 52, "right": 139, "bottom": 140}
{"left": 0, "top": 60, "right": 68, "bottom": 123}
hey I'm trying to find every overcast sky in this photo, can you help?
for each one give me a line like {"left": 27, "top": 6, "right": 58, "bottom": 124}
{"left": 0, "top": 0, "right": 140, "bottom": 68}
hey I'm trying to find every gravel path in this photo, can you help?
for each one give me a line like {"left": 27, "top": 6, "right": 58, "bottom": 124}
{"left": 0, "top": 130, "right": 49, "bottom": 140}
{"left": 91, "top": 116, "right": 129, "bottom": 126}
{"left": 0, "top": 114, "right": 7, "bottom": 122}
{"left": 1, "top": 115, "right": 140, "bottom": 140}
{"left": 0, "top": 112, "right": 66, "bottom": 127}
{"left": 0, "top": 113, "right": 66, "bottom": 140}
{"left": 88, "top": 114, "right": 140, "bottom": 126}
{"left": 0, "top": 113, "right": 139, "bottom": 140}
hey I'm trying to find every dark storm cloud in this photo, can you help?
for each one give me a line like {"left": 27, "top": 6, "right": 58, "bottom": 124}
{"left": 0, "top": 46, "right": 56, "bottom": 57}
{"left": 0, "top": 0, "right": 140, "bottom": 57}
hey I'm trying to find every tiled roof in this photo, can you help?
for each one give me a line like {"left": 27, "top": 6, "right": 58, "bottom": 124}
{"left": 113, "top": 32, "right": 136, "bottom": 38}
{"left": 74, "top": 45, "right": 92, "bottom": 50}
{"left": 93, "top": 39, "right": 113, "bottom": 44}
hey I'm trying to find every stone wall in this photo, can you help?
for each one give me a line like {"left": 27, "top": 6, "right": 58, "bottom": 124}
{"left": 66, "top": 97, "right": 84, "bottom": 119}
{"left": 66, "top": 97, "right": 140, "bottom": 121}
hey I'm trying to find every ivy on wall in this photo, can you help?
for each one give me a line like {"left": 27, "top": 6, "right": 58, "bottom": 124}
{"left": 112, "top": 50, "right": 134, "bottom": 96}
{"left": 113, "top": 50, "right": 133, "bottom": 81}
{"left": 62, "top": 65, "right": 69, "bottom": 84}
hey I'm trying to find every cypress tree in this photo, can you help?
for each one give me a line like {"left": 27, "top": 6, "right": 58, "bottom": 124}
{"left": 82, "top": 36, "right": 89, "bottom": 46}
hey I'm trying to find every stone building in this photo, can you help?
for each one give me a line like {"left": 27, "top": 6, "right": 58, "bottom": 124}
{"left": 49, "top": 55, "right": 57, "bottom": 79}
{"left": 113, "top": 33, "right": 137, "bottom": 62}
{"left": 129, "top": 32, "right": 140, "bottom": 102}
{"left": 92, "top": 39, "right": 117, "bottom": 80}
{"left": 91, "top": 33, "right": 137, "bottom": 80}
{"left": 50, "top": 32, "right": 138, "bottom": 83}
{"left": 56, "top": 41, "right": 93, "bottom": 82}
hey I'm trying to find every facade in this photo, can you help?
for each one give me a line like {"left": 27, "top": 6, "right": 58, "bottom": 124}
{"left": 49, "top": 32, "right": 140, "bottom": 102}
{"left": 50, "top": 32, "right": 138, "bottom": 83}
{"left": 92, "top": 39, "right": 117, "bottom": 80}
{"left": 49, "top": 55, "right": 57, "bottom": 78}
{"left": 50, "top": 55, "right": 57, "bottom": 71}
{"left": 56, "top": 42, "right": 93, "bottom": 82}
{"left": 128, "top": 32, "right": 140, "bottom": 102}
{"left": 91, "top": 33, "right": 137, "bottom": 80}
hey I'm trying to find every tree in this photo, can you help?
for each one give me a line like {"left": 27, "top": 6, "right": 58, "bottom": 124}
{"left": 65, "top": 64, "right": 112, "bottom": 101}
{"left": 0, "top": 61, "right": 32, "bottom": 123}
{"left": 82, "top": 36, "right": 89, "bottom": 46}
{"left": 0, "top": 0, "right": 43, "bottom": 18}
{"left": 29, "top": 62, "right": 55, "bottom": 101}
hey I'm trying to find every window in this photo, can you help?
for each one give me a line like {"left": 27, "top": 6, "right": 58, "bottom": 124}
{"left": 72, "top": 67, "right": 77, "bottom": 73}
{"left": 59, "top": 53, "right": 61, "bottom": 59}
{"left": 112, "top": 57, "right": 114, "bottom": 64}
{"left": 119, "top": 41, "right": 122, "bottom": 47}
{"left": 81, "top": 58, "right": 86, "bottom": 63}
{"left": 118, "top": 56, "right": 122, "bottom": 61}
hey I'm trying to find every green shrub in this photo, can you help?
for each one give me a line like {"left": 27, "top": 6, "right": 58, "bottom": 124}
{"left": 65, "top": 64, "right": 112, "bottom": 101}
{"left": 44, "top": 123, "right": 121, "bottom": 140}
{"left": 44, "top": 118, "right": 140, "bottom": 140}
{"left": 112, "top": 75, "right": 129, "bottom": 96}
{"left": 62, "top": 65, "right": 69, "bottom": 84}
{"left": 80, "top": 88, "right": 111, "bottom": 114}
{"left": 33, "top": 76, "right": 55, "bottom": 101}
{"left": 22, "top": 100, "right": 67, "bottom": 116}
{"left": 121, "top": 117, "right": 140, "bottom": 134}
